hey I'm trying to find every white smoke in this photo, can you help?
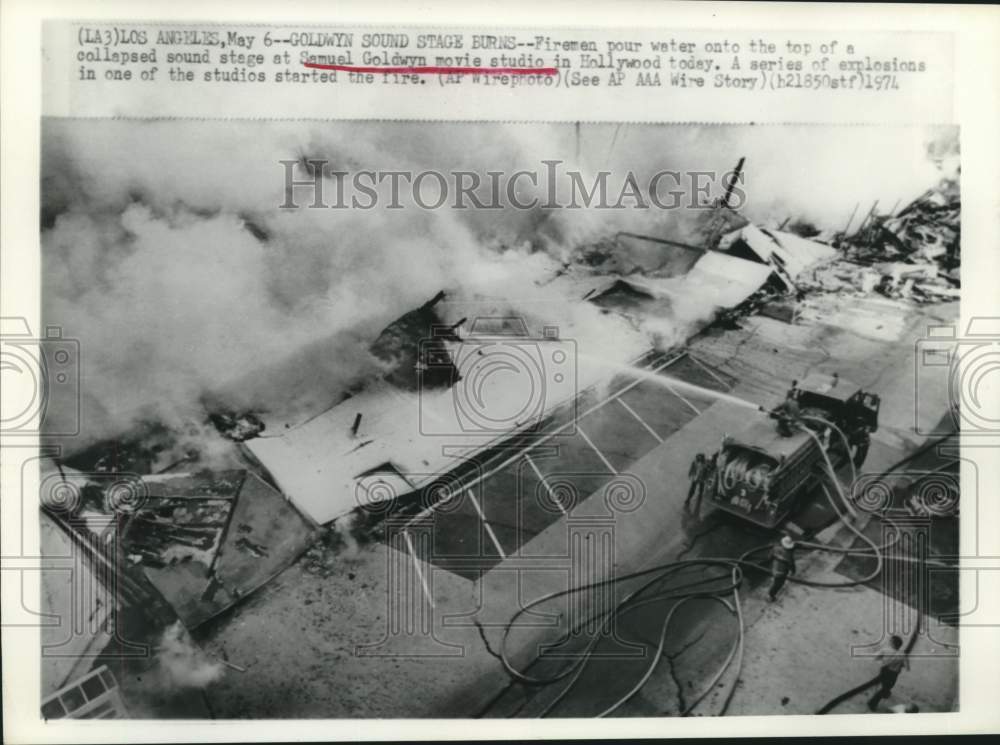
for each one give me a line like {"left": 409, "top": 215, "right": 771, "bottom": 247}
{"left": 155, "top": 621, "right": 223, "bottom": 690}
{"left": 332, "top": 513, "right": 361, "bottom": 560}
{"left": 41, "top": 121, "right": 955, "bottom": 453}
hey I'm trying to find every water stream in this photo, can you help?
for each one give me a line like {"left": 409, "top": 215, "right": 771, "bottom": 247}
{"left": 578, "top": 352, "right": 763, "bottom": 412}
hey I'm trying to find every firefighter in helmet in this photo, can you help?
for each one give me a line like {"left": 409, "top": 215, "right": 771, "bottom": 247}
{"left": 767, "top": 534, "right": 797, "bottom": 602}
{"left": 765, "top": 388, "right": 802, "bottom": 438}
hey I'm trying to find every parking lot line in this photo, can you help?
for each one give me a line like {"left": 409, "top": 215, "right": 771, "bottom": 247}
{"left": 616, "top": 398, "right": 664, "bottom": 443}
{"left": 576, "top": 426, "right": 618, "bottom": 475}
{"left": 687, "top": 353, "right": 730, "bottom": 388}
{"left": 405, "top": 351, "right": 686, "bottom": 526}
{"left": 662, "top": 380, "right": 701, "bottom": 416}
{"left": 403, "top": 530, "right": 436, "bottom": 608}
{"left": 465, "top": 488, "right": 507, "bottom": 559}
{"left": 524, "top": 453, "right": 569, "bottom": 516}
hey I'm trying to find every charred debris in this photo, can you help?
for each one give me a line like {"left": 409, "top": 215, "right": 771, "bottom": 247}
{"left": 717, "top": 173, "right": 960, "bottom": 325}
{"left": 800, "top": 176, "right": 960, "bottom": 303}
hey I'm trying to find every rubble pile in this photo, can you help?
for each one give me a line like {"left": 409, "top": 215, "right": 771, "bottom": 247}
{"left": 794, "top": 177, "right": 960, "bottom": 304}
{"left": 799, "top": 257, "right": 958, "bottom": 304}
{"left": 879, "top": 183, "right": 960, "bottom": 267}
{"left": 827, "top": 177, "right": 960, "bottom": 302}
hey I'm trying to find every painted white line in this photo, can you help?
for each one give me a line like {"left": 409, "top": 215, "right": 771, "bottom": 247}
{"left": 687, "top": 353, "right": 730, "bottom": 388}
{"left": 663, "top": 380, "right": 701, "bottom": 416}
{"left": 617, "top": 398, "right": 664, "bottom": 443}
{"left": 576, "top": 427, "right": 618, "bottom": 475}
{"left": 402, "top": 530, "right": 435, "bottom": 609}
{"left": 405, "top": 352, "right": 686, "bottom": 526}
{"left": 465, "top": 488, "right": 507, "bottom": 559}
{"left": 524, "top": 453, "right": 569, "bottom": 515}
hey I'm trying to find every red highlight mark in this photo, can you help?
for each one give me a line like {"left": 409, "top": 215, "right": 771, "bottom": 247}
{"left": 303, "top": 62, "right": 558, "bottom": 76}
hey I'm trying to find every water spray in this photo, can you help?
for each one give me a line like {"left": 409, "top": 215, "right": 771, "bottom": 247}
{"left": 577, "top": 352, "right": 760, "bottom": 412}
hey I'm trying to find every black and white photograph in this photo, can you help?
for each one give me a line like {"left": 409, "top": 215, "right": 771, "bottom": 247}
{"left": 3, "top": 3, "right": 999, "bottom": 741}
{"left": 32, "top": 119, "right": 962, "bottom": 718}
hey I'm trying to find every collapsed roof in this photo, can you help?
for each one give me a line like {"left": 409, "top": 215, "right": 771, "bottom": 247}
{"left": 244, "top": 273, "right": 651, "bottom": 525}
{"left": 40, "top": 461, "right": 317, "bottom": 629}
{"left": 245, "top": 231, "right": 831, "bottom": 526}
{"left": 718, "top": 224, "right": 838, "bottom": 284}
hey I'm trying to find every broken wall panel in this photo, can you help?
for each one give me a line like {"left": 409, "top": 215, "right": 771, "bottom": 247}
{"left": 128, "top": 470, "right": 317, "bottom": 629}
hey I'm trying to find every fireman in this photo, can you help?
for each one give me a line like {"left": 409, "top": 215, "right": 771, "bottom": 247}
{"left": 685, "top": 453, "right": 707, "bottom": 512}
{"left": 868, "top": 635, "right": 911, "bottom": 711}
{"left": 767, "top": 535, "right": 797, "bottom": 602}
{"left": 770, "top": 394, "right": 802, "bottom": 437}
{"left": 703, "top": 452, "right": 719, "bottom": 499}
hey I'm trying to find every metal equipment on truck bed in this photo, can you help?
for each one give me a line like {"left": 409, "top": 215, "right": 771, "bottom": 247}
{"left": 707, "top": 373, "right": 880, "bottom": 528}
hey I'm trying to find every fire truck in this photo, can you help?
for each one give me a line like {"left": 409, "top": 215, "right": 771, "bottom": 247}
{"left": 707, "top": 373, "right": 880, "bottom": 528}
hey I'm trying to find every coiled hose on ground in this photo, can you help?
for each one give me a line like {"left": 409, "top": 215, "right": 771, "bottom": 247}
{"left": 494, "top": 413, "right": 940, "bottom": 717}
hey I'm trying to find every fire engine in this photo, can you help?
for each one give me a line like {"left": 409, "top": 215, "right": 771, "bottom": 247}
{"left": 707, "top": 373, "right": 880, "bottom": 528}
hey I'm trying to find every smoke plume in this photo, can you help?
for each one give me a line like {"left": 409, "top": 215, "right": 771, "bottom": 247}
{"left": 41, "top": 121, "right": 956, "bottom": 454}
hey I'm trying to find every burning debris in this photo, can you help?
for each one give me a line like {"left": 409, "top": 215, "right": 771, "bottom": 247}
{"left": 68, "top": 421, "right": 186, "bottom": 475}
{"left": 64, "top": 414, "right": 248, "bottom": 479}
{"left": 369, "top": 290, "right": 462, "bottom": 391}
{"left": 121, "top": 471, "right": 244, "bottom": 569}
{"left": 41, "top": 461, "right": 317, "bottom": 629}
{"left": 207, "top": 409, "right": 267, "bottom": 442}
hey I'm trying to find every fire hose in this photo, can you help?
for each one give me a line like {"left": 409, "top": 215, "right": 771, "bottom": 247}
{"left": 497, "top": 560, "right": 746, "bottom": 718}
{"left": 813, "top": 617, "right": 922, "bottom": 715}
{"left": 493, "top": 411, "right": 918, "bottom": 718}
{"left": 721, "top": 454, "right": 773, "bottom": 493}
{"left": 809, "top": 426, "right": 958, "bottom": 714}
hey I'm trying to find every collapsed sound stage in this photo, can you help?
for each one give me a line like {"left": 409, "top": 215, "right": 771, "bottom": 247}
{"left": 40, "top": 219, "right": 960, "bottom": 717}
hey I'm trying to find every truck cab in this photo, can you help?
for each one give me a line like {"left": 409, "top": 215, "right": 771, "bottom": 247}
{"left": 789, "top": 373, "right": 880, "bottom": 439}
